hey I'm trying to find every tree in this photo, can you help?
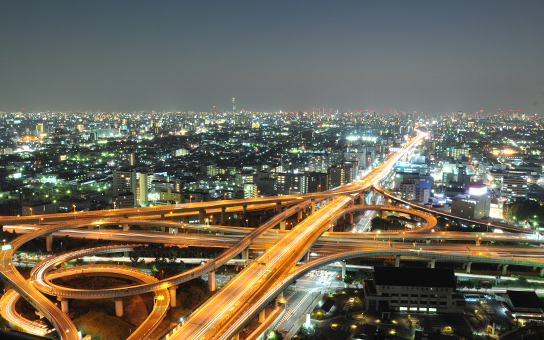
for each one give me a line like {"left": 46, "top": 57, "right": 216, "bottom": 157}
{"left": 516, "top": 276, "right": 528, "bottom": 287}
{"left": 344, "top": 275, "right": 354, "bottom": 286}
{"left": 465, "top": 280, "right": 474, "bottom": 289}
{"left": 129, "top": 252, "right": 139, "bottom": 266}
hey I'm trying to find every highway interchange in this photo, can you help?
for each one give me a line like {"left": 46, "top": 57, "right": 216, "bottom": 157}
{"left": 2, "top": 132, "right": 544, "bottom": 340}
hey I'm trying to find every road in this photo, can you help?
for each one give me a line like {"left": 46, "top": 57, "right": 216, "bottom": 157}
{"left": 166, "top": 134, "right": 425, "bottom": 340}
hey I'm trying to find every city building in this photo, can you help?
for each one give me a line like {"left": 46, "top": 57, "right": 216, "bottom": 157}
{"left": 363, "top": 267, "right": 466, "bottom": 314}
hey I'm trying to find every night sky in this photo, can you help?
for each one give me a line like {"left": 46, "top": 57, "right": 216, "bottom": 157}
{"left": 1, "top": 0, "right": 543, "bottom": 114}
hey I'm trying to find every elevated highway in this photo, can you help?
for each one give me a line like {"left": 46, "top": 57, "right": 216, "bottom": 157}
{"left": 2, "top": 264, "right": 169, "bottom": 340}
{"left": 166, "top": 134, "right": 425, "bottom": 340}
{"left": 373, "top": 184, "right": 533, "bottom": 234}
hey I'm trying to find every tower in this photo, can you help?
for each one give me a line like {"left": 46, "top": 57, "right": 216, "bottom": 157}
{"left": 232, "top": 98, "right": 236, "bottom": 112}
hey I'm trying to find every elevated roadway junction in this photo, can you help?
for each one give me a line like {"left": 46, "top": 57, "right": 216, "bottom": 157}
{"left": 2, "top": 132, "right": 544, "bottom": 340}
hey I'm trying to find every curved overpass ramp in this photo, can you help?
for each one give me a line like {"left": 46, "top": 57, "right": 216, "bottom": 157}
{"left": 215, "top": 247, "right": 544, "bottom": 340}
{"left": 373, "top": 185, "right": 532, "bottom": 234}
{"left": 2, "top": 264, "right": 169, "bottom": 340}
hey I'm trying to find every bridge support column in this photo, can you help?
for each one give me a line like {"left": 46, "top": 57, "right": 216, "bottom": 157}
{"left": 241, "top": 248, "right": 248, "bottom": 260}
{"left": 161, "top": 227, "right": 166, "bottom": 232}
{"left": 298, "top": 210, "right": 303, "bottom": 221}
{"left": 540, "top": 268, "right": 544, "bottom": 277}
{"left": 342, "top": 261, "right": 346, "bottom": 278}
{"left": 58, "top": 298, "right": 69, "bottom": 314}
{"left": 122, "top": 224, "right": 130, "bottom": 231}
{"left": 276, "top": 202, "right": 282, "bottom": 214}
{"left": 46, "top": 234, "right": 53, "bottom": 252}
{"left": 169, "top": 227, "right": 178, "bottom": 234}
{"left": 430, "top": 259, "right": 436, "bottom": 269}
{"left": 476, "top": 239, "right": 481, "bottom": 246}
{"left": 208, "top": 271, "right": 216, "bottom": 292}
{"left": 199, "top": 210, "right": 206, "bottom": 224}
{"left": 259, "top": 309, "right": 266, "bottom": 322}
{"left": 279, "top": 221, "right": 286, "bottom": 230}
{"left": 183, "top": 216, "right": 189, "bottom": 223}
{"left": 426, "top": 239, "right": 431, "bottom": 244}
{"left": 349, "top": 213, "right": 354, "bottom": 224}
{"left": 395, "top": 255, "right": 400, "bottom": 267}
{"left": 115, "top": 298, "right": 123, "bottom": 317}
{"left": 212, "top": 214, "right": 220, "bottom": 225}
{"left": 169, "top": 286, "right": 177, "bottom": 307}
{"left": 221, "top": 207, "right": 226, "bottom": 225}
{"left": 305, "top": 252, "right": 310, "bottom": 263}
{"left": 310, "top": 199, "right": 315, "bottom": 214}
{"left": 466, "top": 262, "right": 472, "bottom": 274}
{"left": 243, "top": 205, "right": 247, "bottom": 217}
{"left": 502, "top": 265, "right": 508, "bottom": 276}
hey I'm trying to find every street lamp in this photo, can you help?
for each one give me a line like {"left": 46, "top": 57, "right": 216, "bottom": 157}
{"left": 190, "top": 195, "right": 193, "bottom": 204}
{"left": 289, "top": 187, "right": 292, "bottom": 195}
{"left": 73, "top": 205, "right": 76, "bottom": 219}
{"left": 30, "top": 207, "right": 33, "bottom": 216}
{"left": 224, "top": 192, "right": 227, "bottom": 200}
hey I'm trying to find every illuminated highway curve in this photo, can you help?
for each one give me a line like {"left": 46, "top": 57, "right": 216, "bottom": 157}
{"left": 217, "top": 246, "right": 544, "bottom": 340}
{"left": 373, "top": 184, "right": 533, "bottom": 234}
{"left": 0, "top": 201, "right": 308, "bottom": 339}
{"left": 20, "top": 202, "right": 309, "bottom": 300}
{"left": 1, "top": 264, "right": 169, "bottom": 340}
{"left": 0, "top": 134, "right": 420, "bottom": 339}
{"left": 167, "top": 134, "right": 425, "bottom": 340}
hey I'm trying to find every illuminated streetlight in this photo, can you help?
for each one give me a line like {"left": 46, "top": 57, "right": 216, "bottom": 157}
{"left": 289, "top": 187, "right": 292, "bottom": 195}
{"left": 190, "top": 195, "right": 193, "bottom": 203}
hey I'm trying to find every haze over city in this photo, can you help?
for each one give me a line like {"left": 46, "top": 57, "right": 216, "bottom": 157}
{"left": 1, "top": 0, "right": 544, "bottom": 114}
{"left": 4, "top": 2, "right": 544, "bottom": 340}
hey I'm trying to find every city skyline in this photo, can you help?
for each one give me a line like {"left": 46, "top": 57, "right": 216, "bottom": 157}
{"left": 1, "top": 1, "right": 543, "bottom": 114}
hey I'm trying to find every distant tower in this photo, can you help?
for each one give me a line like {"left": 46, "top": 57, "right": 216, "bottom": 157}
{"left": 232, "top": 98, "right": 236, "bottom": 112}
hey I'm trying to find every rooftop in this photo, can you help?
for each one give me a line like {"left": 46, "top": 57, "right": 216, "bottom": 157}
{"left": 374, "top": 267, "right": 456, "bottom": 288}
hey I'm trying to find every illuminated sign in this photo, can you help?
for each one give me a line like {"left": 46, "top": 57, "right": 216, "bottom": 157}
{"left": 1, "top": 244, "right": 12, "bottom": 251}
{"left": 396, "top": 161, "right": 411, "bottom": 167}
{"left": 469, "top": 186, "right": 488, "bottom": 196}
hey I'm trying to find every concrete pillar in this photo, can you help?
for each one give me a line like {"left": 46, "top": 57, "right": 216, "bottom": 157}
{"left": 241, "top": 248, "right": 248, "bottom": 260}
{"left": 169, "top": 286, "right": 177, "bottom": 307}
{"left": 540, "top": 268, "right": 544, "bottom": 278}
{"left": 305, "top": 252, "right": 310, "bottom": 263}
{"left": 476, "top": 239, "right": 481, "bottom": 246}
{"left": 430, "top": 259, "right": 436, "bottom": 269}
{"left": 276, "top": 202, "right": 282, "bottom": 214}
{"left": 221, "top": 207, "right": 226, "bottom": 225}
{"left": 310, "top": 199, "right": 315, "bottom": 214}
{"left": 395, "top": 255, "right": 400, "bottom": 267}
{"left": 259, "top": 309, "right": 266, "bottom": 322}
{"left": 298, "top": 210, "right": 303, "bottom": 221}
{"left": 122, "top": 224, "right": 129, "bottom": 231}
{"left": 426, "top": 239, "right": 431, "bottom": 244}
{"left": 212, "top": 214, "right": 220, "bottom": 225}
{"left": 59, "top": 298, "right": 69, "bottom": 314}
{"left": 502, "top": 265, "right": 508, "bottom": 276}
{"left": 466, "top": 262, "right": 472, "bottom": 274}
{"left": 349, "top": 213, "right": 354, "bottom": 224}
{"left": 115, "top": 298, "right": 123, "bottom": 317}
{"left": 183, "top": 216, "right": 189, "bottom": 223}
{"left": 169, "top": 227, "right": 178, "bottom": 234}
{"left": 208, "top": 270, "right": 216, "bottom": 292}
{"left": 342, "top": 261, "right": 346, "bottom": 278}
{"left": 199, "top": 210, "right": 206, "bottom": 224}
{"left": 279, "top": 221, "right": 286, "bottom": 230}
{"left": 46, "top": 234, "right": 53, "bottom": 252}
{"left": 161, "top": 227, "right": 166, "bottom": 232}
{"left": 243, "top": 205, "right": 247, "bottom": 217}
